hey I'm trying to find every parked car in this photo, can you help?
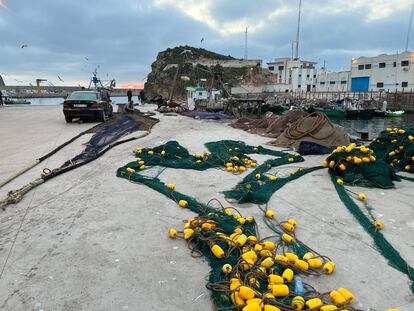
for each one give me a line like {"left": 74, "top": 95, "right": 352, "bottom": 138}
{"left": 63, "top": 91, "right": 113, "bottom": 123}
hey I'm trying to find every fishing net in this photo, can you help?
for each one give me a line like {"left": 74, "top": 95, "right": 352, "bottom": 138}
{"left": 323, "top": 144, "right": 399, "bottom": 188}
{"left": 330, "top": 172, "right": 414, "bottom": 293}
{"left": 369, "top": 126, "right": 414, "bottom": 173}
{"left": 116, "top": 135, "right": 414, "bottom": 310}
{"left": 116, "top": 144, "right": 345, "bottom": 310}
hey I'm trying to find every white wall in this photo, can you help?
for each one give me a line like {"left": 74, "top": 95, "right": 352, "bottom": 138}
{"left": 351, "top": 51, "right": 414, "bottom": 91}
{"left": 316, "top": 70, "right": 351, "bottom": 92}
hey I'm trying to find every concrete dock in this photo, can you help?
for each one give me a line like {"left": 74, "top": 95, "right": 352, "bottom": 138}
{"left": 0, "top": 105, "right": 413, "bottom": 310}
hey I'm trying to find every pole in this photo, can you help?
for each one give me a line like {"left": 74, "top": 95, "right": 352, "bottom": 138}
{"left": 405, "top": 1, "right": 414, "bottom": 51}
{"left": 244, "top": 27, "right": 248, "bottom": 60}
{"left": 294, "top": 0, "right": 302, "bottom": 59}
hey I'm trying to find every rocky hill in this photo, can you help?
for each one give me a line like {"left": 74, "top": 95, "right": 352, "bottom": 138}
{"left": 144, "top": 46, "right": 274, "bottom": 100}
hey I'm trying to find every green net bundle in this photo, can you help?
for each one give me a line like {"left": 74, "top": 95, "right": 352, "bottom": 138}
{"left": 117, "top": 165, "right": 353, "bottom": 311}
{"left": 369, "top": 126, "right": 414, "bottom": 173}
{"left": 323, "top": 143, "right": 399, "bottom": 188}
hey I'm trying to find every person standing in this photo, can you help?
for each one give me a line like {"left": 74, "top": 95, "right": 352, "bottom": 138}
{"left": 127, "top": 89, "right": 132, "bottom": 103}
{"left": 0, "top": 90, "right": 3, "bottom": 107}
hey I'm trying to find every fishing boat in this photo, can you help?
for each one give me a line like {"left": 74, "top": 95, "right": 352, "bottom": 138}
{"left": 385, "top": 110, "right": 405, "bottom": 117}
{"left": 313, "top": 107, "right": 346, "bottom": 119}
{"left": 4, "top": 98, "right": 31, "bottom": 105}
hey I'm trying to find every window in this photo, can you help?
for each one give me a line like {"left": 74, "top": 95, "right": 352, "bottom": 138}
{"left": 313, "top": 75, "right": 316, "bottom": 78}
{"left": 393, "top": 61, "right": 397, "bottom": 67}
{"left": 341, "top": 81, "right": 347, "bottom": 84}
{"left": 268, "top": 66, "right": 275, "bottom": 71}
{"left": 402, "top": 82, "right": 408, "bottom": 87}
{"left": 299, "top": 74, "right": 302, "bottom": 77}
{"left": 306, "top": 74, "right": 310, "bottom": 78}
{"left": 379, "top": 62, "right": 386, "bottom": 68}
{"left": 312, "top": 85, "right": 316, "bottom": 88}
{"left": 298, "top": 85, "right": 301, "bottom": 88}
{"left": 365, "top": 64, "right": 371, "bottom": 69}
{"left": 401, "top": 60, "right": 409, "bottom": 66}
{"left": 358, "top": 65, "right": 364, "bottom": 70}
{"left": 278, "top": 65, "right": 284, "bottom": 70}
{"left": 198, "top": 92, "right": 203, "bottom": 96}
{"left": 320, "top": 82, "right": 325, "bottom": 85}
{"left": 330, "top": 81, "right": 335, "bottom": 85}
{"left": 67, "top": 92, "right": 98, "bottom": 100}
{"left": 377, "top": 82, "right": 384, "bottom": 88}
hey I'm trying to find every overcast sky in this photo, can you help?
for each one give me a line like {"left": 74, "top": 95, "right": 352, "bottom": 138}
{"left": 0, "top": 0, "right": 413, "bottom": 87}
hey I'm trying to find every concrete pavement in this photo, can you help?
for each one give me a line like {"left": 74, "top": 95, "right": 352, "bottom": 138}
{"left": 0, "top": 105, "right": 413, "bottom": 310}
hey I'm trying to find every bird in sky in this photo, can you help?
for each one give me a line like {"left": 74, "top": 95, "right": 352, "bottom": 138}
{"left": 201, "top": 38, "right": 204, "bottom": 43}
{"left": 21, "top": 44, "right": 28, "bottom": 49}
{"left": 85, "top": 57, "right": 89, "bottom": 61}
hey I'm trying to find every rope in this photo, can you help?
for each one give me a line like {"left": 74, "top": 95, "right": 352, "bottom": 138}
{"left": 0, "top": 130, "right": 152, "bottom": 210}
{"left": 283, "top": 112, "right": 336, "bottom": 141}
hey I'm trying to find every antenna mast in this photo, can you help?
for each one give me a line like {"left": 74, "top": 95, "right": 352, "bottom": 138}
{"left": 294, "top": 0, "right": 302, "bottom": 60}
{"left": 405, "top": 1, "right": 414, "bottom": 51}
{"left": 244, "top": 27, "right": 248, "bottom": 60}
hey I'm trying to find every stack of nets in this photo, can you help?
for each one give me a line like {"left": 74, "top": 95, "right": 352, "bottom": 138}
{"left": 268, "top": 112, "right": 350, "bottom": 150}
{"left": 323, "top": 143, "right": 399, "bottom": 188}
{"left": 369, "top": 126, "right": 414, "bottom": 174}
{"left": 231, "top": 110, "right": 308, "bottom": 138}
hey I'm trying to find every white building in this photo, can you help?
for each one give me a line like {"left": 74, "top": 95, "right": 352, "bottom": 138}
{"left": 267, "top": 57, "right": 317, "bottom": 92}
{"left": 350, "top": 51, "right": 414, "bottom": 92}
{"left": 316, "top": 69, "right": 351, "bottom": 92}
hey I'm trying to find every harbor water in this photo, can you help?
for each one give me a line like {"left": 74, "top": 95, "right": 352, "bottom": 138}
{"left": 10, "top": 97, "right": 414, "bottom": 139}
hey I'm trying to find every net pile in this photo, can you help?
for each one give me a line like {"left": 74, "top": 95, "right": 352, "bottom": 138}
{"left": 369, "top": 126, "right": 414, "bottom": 174}
{"left": 117, "top": 141, "right": 358, "bottom": 310}
{"left": 269, "top": 112, "right": 350, "bottom": 150}
{"left": 230, "top": 111, "right": 308, "bottom": 138}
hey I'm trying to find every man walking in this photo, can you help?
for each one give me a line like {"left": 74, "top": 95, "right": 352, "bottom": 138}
{"left": 0, "top": 90, "right": 4, "bottom": 107}
{"left": 127, "top": 88, "right": 132, "bottom": 103}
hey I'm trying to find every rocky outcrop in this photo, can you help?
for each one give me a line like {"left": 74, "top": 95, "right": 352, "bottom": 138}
{"left": 144, "top": 46, "right": 265, "bottom": 100}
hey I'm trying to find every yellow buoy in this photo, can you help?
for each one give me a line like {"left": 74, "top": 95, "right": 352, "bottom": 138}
{"left": 308, "top": 258, "right": 323, "bottom": 269}
{"left": 294, "top": 259, "right": 309, "bottom": 271}
{"left": 287, "top": 219, "right": 297, "bottom": 228}
{"left": 261, "top": 257, "right": 274, "bottom": 268}
{"left": 282, "top": 268, "right": 294, "bottom": 282}
{"left": 126, "top": 167, "right": 136, "bottom": 173}
{"left": 283, "top": 222, "right": 294, "bottom": 232}
{"left": 337, "top": 178, "right": 344, "bottom": 186}
{"left": 256, "top": 173, "right": 261, "bottom": 180}
{"left": 320, "top": 305, "right": 338, "bottom": 311}
{"left": 262, "top": 241, "right": 275, "bottom": 251}
{"left": 238, "top": 286, "right": 255, "bottom": 300}
{"left": 358, "top": 193, "right": 367, "bottom": 201}
{"left": 323, "top": 160, "right": 328, "bottom": 168}
{"left": 288, "top": 158, "right": 294, "bottom": 163}
{"left": 231, "top": 292, "right": 245, "bottom": 306}
{"left": 275, "top": 255, "right": 289, "bottom": 266}
{"left": 374, "top": 219, "right": 383, "bottom": 230}
{"left": 282, "top": 233, "right": 293, "bottom": 243}
{"left": 305, "top": 298, "right": 322, "bottom": 309}
{"left": 303, "top": 252, "right": 313, "bottom": 261}
{"left": 242, "top": 303, "right": 261, "bottom": 311}
{"left": 337, "top": 287, "right": 354, "bottom": 303}
{"left": 168, "top": 228, "right": 177, "bottom": 238}
{"left": 329, "top": 290, "right": 347, "bottom": 305}
{"left": 323, "top": 261, "right": 336, "bottom": 274}
{"left": 236, "top": 234, "right": 248, "bottom": 247}
{"left": 211, "top": 244, "right": 225, "bottom": 258}
{"left": 239, "top": 166, "right": 246, "bottom": 172}
{"left": 148, "top": 150, "right": 154, "bottom": 155}
{"left": 161, "top": 150, "right": 166, "bottom": 156}
{"left": 222, "top": 263, "right": 232, "bottom": 274}
{"left": 183, "top": 228, "right": 194, "bottom": 240}
{"left": 339, "top": 164, "right": 346, "bottom": 171}
{"left": 166, "top": 183, "right": 175, "bottom": 190}
{"left": 263, "top": 305, "right": 281, "bottom": 311}
{"left": 242, "top": 250, "right": 258, "bottom": 263}
{"left": 271, "top": 284, "right": 289, "bottom": 297}
{"left": 269, "top": 175, "right": 277, "bottom": 181}
{"left": 139, "top": 165, "right": 145, "bottom": 170}
{"left": 291, "top": 296, "right": 305, "bottom": 310}
{"left": 268, "top": 274, "right": 284, "bottom": 284}
{"left": 138, "top": 160, "right": 145, "bottom": 165}
{"left": 178, "top": 200, "right": 188, "bottom": 207}
{"left": 285, "top": 252, "right": 298, "bottom": 263}
{"left": 266, "top": 210, "right": 276, "bottom": 219}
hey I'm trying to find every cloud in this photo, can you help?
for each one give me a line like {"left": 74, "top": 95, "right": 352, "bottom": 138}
{"left": 0, "top": 0, "right": 413, "bottom": 86}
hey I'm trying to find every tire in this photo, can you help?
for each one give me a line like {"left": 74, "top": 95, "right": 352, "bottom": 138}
{"left": 99, "top": 111, "right": 106, "bottom": 122}
{"left": 65, "top": 115, "right": 72, "bottom": 123}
